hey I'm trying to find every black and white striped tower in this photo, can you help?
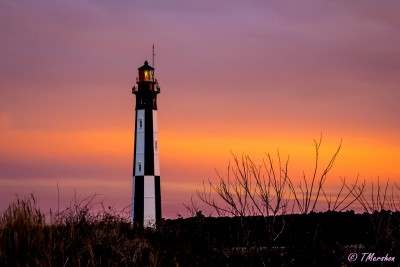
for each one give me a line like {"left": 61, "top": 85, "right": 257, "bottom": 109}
{"left": 131, "top": 60, "right": 161, "bottom": 226}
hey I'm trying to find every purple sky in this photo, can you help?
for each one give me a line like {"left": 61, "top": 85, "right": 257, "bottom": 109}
{"left": 1, "top": 1, "right": 400, "bottom": 217}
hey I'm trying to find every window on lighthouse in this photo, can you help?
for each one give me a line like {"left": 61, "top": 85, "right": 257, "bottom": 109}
{"left": 138, "top": 162, "right": 142, "bottom": 173}
{"left": 139, "top": 119, "right": 143, "bottom": 129}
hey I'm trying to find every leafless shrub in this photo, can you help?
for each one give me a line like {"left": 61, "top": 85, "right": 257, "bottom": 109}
{"left": 285, "top": 136, "right": 343, "bottom": 213}
{"left": 192, "top": 137, "right": 357, "bottom": 216}
{"left": 321, "top": 175, "right": 365, "bottom": 212}
{"left": 346, "top": 178, "right": 400, "bottom": 252}
{"left": 188, "top": 137, "right": 371, "bottom": 248}
{"left": 194, "top": 151, "right": 291, "bottom": 218}
{"left": 389, "top": 183, "right": 400, "bottom": 211}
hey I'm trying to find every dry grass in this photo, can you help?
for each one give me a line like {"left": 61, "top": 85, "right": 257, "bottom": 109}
{"left": 0, "top": 194, "right": 161, "bottom": 267}
{"left": 1, "top": 193, "right": 399, "bottom": 266}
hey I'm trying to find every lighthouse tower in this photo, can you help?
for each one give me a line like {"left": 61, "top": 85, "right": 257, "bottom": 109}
{"left": 131, "top": 61, "right": 161, "bottom": 226}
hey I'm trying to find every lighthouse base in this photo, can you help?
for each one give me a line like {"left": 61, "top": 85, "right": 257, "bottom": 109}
{"left": 132, "top": 175, "right": 161, "bottom": 227}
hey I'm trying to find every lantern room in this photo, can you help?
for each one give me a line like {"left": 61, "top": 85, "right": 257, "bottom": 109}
{"left": 138, "top": 61, "right": 154, "bottom": 82}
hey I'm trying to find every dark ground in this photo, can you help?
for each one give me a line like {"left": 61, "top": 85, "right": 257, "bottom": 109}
{"left": 1, "top": 206, "right": 400, "bottom": 266}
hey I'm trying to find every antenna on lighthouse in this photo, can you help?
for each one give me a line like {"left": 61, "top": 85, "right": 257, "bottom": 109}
{"left": 152, "top": 44, "right": 155, "bottom": 71}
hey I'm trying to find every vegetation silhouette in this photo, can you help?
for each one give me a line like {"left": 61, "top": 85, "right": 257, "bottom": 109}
{"left": 1, "top": 139, "right": 400, "bottom": 266}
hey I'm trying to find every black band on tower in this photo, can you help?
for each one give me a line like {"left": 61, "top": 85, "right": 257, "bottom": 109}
{"left": 133, "top": 176, "right": 144, "bottom": 224}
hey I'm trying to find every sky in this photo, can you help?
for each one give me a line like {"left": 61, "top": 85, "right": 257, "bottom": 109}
{"left": 1, "top": 1, "right": 400, "bottom": 218}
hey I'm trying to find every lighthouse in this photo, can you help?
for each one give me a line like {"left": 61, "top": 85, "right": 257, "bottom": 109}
{"left": 131, "top": 60, "right": 161, "bottom": 226}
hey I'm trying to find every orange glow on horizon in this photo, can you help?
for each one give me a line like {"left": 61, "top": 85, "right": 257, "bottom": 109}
{"left": 2, "top": 127, "right": 398, "bottom": 181}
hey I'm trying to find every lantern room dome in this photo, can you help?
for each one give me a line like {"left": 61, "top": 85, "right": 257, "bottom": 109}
{"left": 138, "top": 61, "right": 154, "bottom": 71}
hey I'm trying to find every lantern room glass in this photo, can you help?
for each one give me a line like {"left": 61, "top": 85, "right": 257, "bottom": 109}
{"left": 139, "top": 69, "right": 154, "bottom": 82}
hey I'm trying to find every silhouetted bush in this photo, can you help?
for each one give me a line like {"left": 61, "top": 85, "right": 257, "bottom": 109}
{"left": 1, "top": 195, "right": 400, "bottom": 266}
